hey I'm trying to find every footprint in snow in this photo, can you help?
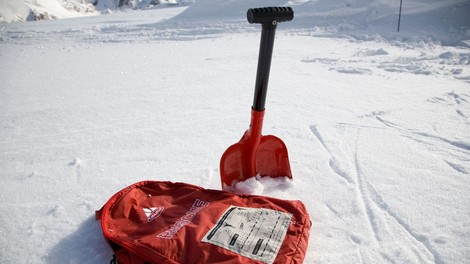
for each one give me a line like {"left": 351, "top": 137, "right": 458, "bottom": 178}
{"left": 330, "top": 67, "right": 372, "bottom": 75}
{"left": 354, "top": 48, "right": 389, "bottom": 57}
{"left": 301, "top": 57, "right": 338, "bottom": 64}
{"left": 68, "top": 158, "right": 82, "bottom": 166}
{"left": 426, "top": 91, "right": 469, "bottom": 118}
{"left": 445, "top": 161, "right": 469, "bottom": 174}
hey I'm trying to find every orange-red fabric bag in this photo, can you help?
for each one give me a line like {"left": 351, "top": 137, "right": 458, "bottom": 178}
{"left": 97, "top": 181, "right": 311, "bottom": 264}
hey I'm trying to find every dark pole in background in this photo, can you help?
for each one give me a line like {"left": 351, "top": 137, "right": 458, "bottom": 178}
{"left": 397, "top": 0, "right": 403, "bottom": 32}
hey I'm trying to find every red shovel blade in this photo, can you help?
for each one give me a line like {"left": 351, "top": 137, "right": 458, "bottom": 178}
{"left": 220, "top": 110, "right": 292, "bottom": 190}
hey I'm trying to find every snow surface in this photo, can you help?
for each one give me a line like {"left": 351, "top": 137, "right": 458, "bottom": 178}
{"left": 1, "top": 0, "right": 470, "bottom": 263}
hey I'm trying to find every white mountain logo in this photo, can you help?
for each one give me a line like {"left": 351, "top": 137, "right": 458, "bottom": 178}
{"left": 143, "top": 207, "right": 164, "bottom": 222}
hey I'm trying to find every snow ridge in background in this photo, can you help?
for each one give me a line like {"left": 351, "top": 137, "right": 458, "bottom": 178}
{"left": 1, "top": 0, "right": 469, "bottom": 45}
{"left": 171, "top": 0, "right": 470, "bottom": 45}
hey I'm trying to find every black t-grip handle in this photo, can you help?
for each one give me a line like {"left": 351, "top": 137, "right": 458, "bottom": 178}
{"left": 247, "top": 7, "right": 294, "bottom": 25}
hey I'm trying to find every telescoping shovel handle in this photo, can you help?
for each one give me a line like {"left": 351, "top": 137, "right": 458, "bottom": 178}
{"left": 219, "top": 7, "right": 294, "bottom": 189}
{"left": 247, "top": 7, "right": 294, "bottom": 111}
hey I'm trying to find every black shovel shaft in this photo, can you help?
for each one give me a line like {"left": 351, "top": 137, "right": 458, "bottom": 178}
{"left": 252, "top": 26, "right": 276, "bottom": 111}
{"left": 248, "top": 7, "right": 294, "bottom": 111}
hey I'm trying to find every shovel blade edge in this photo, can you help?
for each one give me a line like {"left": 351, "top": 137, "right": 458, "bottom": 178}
{"left": 220, "top": 134, "right": 292, "bottom": 190}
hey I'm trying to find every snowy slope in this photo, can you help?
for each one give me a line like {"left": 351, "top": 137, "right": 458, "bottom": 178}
{"left": 171, "top": 0, "right": 470, "bottom": 45}
{"left": 1, "top": 0, "right": 470, "bottom": 263}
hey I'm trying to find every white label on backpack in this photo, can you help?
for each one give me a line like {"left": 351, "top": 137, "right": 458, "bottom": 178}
{"left": 202, "top": 206, "right": 292, "bottom": 264}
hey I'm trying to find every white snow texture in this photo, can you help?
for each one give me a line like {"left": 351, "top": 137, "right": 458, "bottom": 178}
{"left": 1, "top": 0, "right": 469, "bottom": 263}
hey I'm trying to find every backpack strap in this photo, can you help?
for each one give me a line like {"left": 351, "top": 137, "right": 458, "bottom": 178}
{"left": 95, "top": 208, "right": 103, "bottom": 221}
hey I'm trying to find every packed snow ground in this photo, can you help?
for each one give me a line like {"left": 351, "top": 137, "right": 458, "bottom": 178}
{"left": 1, "top": 0, "right": 470, "bottom": 263}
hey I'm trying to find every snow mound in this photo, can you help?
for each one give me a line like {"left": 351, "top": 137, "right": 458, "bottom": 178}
{"left": 232, "top": 175, "right": 295, "bottom": 197}
{"left": 94, "top": 0, "right": 193, "bottom": 13}
{"left": 0, "top": 0, "right": 95, "bottom": 23}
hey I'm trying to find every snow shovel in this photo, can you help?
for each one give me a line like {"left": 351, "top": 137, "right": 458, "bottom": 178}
{"left": 220, "top": 7, "right": 294, "bottom": 190}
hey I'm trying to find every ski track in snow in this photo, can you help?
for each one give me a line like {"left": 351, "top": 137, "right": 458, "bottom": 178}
{"left": 308, "top": 86, "right": 469, "bottom": 262}
{"left": 353, "top": 133, "right": 443, "bottom": 264}
{"left": 309, "top": 125, "right": 353, "bottom": 184}
{"left": 308, "top": 124, "right": 435, "bottom": 262}
{"left": 370, "top": 98, "right": 470, "bottom": 157}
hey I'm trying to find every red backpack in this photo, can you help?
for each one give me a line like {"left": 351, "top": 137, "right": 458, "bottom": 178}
{"left": 96, "top": 181, "right": 311, "bottom": 264}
